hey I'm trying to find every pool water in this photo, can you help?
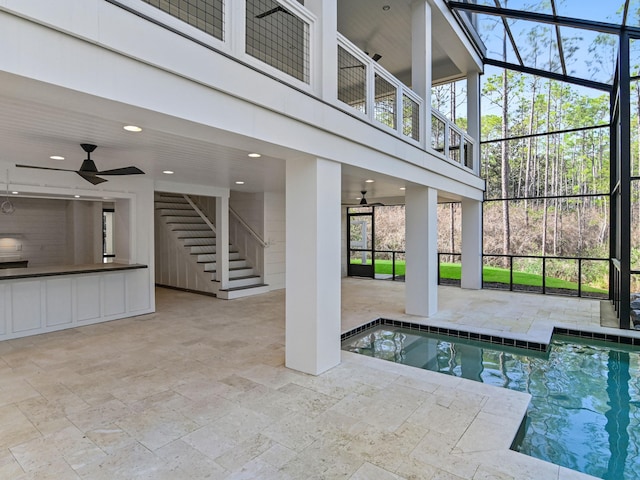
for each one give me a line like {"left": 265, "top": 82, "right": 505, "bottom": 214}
{"left": 342, "top": 327, "right": 640, "bottom": 480}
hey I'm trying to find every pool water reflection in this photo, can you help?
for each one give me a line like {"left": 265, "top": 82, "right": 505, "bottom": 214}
{"left": 342, "top": 328, "right": 640, "bottom": 480}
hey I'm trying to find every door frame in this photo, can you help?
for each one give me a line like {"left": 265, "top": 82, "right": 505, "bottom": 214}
{"left": 347, "top": 207, "right": 375, "bottom": 278}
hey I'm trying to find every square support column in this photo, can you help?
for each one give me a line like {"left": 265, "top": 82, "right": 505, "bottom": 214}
{"left": 285, "top": 157, "right": 341, "bottom": 375}
{"left": 306, "top": 0, "right": 337, "bottom": 100}
{"left": 461, "top": 198, "right": 483, "bottom": 289}
{"left": 411, "top": 0, "right": 432, "bottom": 146}
{"left": 405, "top": 186, "right": 438, "bottom": 316}
{"left": 467, "top": 71, "right": 481, "bottom": 175}
{"left": 215, "top": 195, "right": 230, "bottom": 289}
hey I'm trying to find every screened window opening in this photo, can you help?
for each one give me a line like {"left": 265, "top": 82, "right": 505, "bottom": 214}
{"left": 402, "top": 94, "right": 420, "bottom": 141}
{"left": 374, "top": 74, "right": 396, "bottom": 129}
{"left": 337, "top": 46, "right": 367, "bottom": 113}
{"left": 246, "top": 0, "right": 310, "bottom": 83}
{"left": 142, "top": 0, "right": 224, "bottom": 40}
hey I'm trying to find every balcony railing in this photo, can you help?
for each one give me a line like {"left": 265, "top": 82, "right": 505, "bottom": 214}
{"left": 337, "top": 34, "right": 423, "bottom": 145}
{"left": 431, "top": 110, "right": 475, "bottom": 171}
{"left": 116, "top": 0, "right": 477, "bottom": 171}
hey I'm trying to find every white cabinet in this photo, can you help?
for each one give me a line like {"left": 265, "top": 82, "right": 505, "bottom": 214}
{"left": 0, "top": 266, "right": 152, "bottom": 341}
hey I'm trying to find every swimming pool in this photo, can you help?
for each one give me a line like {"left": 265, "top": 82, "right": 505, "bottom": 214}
{"left": 342, "top": 326, "right": 640, "bottom": 480}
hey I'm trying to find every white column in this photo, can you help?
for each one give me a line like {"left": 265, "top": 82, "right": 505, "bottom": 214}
{"left": 461, "top": 198, "right": 483, "bottom": 289}
{"left": 467, "top": 71, "right": 481, "bottom": 175}
{"left": 114, "top": 198, "right": 131, "bottom": 264}
{"left": 411, "top": 0, "right": 432, "bottom": 147}
{"left": 405, "top": 185, "right": 438, "bottom": 316}
{"left": 228, "top": 0, "right": 246, "bottom": 57}
{"left": 285, "top": 157, "right": 341, "bottom": 375}
{"left": 307, "top": 0, "right": 338, "bottom": 100}
{"left": 215, "top": 195, "right": 230, "bottom": 289}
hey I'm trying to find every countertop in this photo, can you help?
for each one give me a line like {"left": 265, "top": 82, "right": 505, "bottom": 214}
{"left": 0, "top": 263, "right": 147, "bottom": 280}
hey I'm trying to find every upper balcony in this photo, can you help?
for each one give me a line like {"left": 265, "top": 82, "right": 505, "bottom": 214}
{"left": 110, "top": 0, "right": 481, "bottom": 174}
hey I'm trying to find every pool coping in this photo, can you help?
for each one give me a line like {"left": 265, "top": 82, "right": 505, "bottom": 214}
{"left": 341, "top": 317, "right": 640, "bottom": 352}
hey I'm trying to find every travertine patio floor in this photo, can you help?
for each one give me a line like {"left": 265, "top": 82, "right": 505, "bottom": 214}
{"left": 0, "top": 282, "right": 616, "bottom": 479}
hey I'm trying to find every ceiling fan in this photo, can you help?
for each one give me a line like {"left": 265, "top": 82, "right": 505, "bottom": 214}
{"left": 344, "top": 190, "right": 384, "bottom": 207}
{"left": 16, "top": 144, "right": 145, "bottom": 185}
{"left": 340, "top": 53, "right": 383, "bottom": 70}
{"left": 256, "top": 5, "right": 292, "bottom": 18}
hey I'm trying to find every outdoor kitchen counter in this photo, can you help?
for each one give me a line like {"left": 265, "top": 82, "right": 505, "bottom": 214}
{"left": 0, "top": 263, "right": 147, "bottom": 280}
{"left": 0, "top": 263, "right": 152, "bottom": 341}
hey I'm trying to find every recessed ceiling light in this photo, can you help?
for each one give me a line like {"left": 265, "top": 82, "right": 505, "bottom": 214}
{"left": 400, "top": 187, "right": 406, "bottom": 191}
{"left": 50, "top": 155, "right": 65, "bottom": 160}
{"left": 74, "top": 195, "right": 81, "bottom": 198}
{"left": 382, "top": 5, "right": 390, "bottom": 11}
{"left": 365, "top": 179, "right": 375, "bottom": 183}
{"left": 162, "top": 170, "right": 174, "bottom": 175}
{"left": 123, "top": 125, "right": 142, "bottom": 132}
{"left": 235, "top": 181, "right": 245, "bottom": 185}
{"left": 248, "top": 153, "right": 261, "bottom": 158}
{"left": 11, "top": 191, "right": 18, "bottom": 195}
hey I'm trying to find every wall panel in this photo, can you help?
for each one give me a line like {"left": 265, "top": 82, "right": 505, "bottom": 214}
{"left": 45, "top": 277, "right": 73, "bottom": 326}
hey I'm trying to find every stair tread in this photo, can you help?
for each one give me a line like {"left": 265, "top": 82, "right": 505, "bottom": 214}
{"left": 218, "top": 284, "right": 268, "bottom": 292}
{"left": 191, "top": 252, "right": 240, "bottom": 263}
{"left": 227, "top": 275, "right": 261, "bottom": 280}
{"left": 167, "top": 221, "right": 207, "bottom": 224}
{"left": 178, "top": 235, "right": 215, "bottom": 238}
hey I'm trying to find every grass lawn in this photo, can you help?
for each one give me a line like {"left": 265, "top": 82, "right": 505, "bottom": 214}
{"left": 350, "top": 259, "right": 607, "bottom": 294}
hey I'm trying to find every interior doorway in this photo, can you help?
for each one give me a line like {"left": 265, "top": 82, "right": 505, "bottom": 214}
{"left": 102, "top": 208, "right": 115, "bottom": 263}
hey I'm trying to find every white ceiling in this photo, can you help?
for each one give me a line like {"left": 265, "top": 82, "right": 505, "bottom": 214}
{"left": 0, "top": 1, "right": 469, "bottom": 205}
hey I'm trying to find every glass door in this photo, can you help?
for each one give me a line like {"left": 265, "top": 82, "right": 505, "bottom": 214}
{"left": 347, "top": 207, "right": 375, "bottom": 278}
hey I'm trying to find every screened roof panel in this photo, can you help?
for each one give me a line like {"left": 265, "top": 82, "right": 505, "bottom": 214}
{"left": 509, "top": 18, "right": 560, "bottom": 72}
{"left": 627, "top": 0, "right": 640, "bottom": 27}
{"left": 630, "top": 38, "right": 640, "bottom": 75}
{"left": 448, "top": 0, "right": 636, "bottom": 89}
{"left": 476, "top": 14, "right": 521, "bottom": 64}
{"left": 555, "top": 0, "right": 627, "bottom": 25}
{"left": 559, "top": 27, "right": 618, "bottom": 84}
{"left": 471, "top": 0, "right": 552, "bottom": 13}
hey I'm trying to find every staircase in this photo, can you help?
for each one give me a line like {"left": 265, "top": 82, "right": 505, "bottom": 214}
{"left": 155, "top": 193, "right": 269, "bottom": 299}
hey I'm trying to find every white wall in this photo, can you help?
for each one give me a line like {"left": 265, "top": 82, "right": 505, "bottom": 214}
{"left": 264, "top": 192, "right": 285, "bottom": 290}
{"left": 0, "top": 197, "right": 104, "bottom": 267}
{"left": 66, "top": 200, "right": 103, "bottom": 264}
{"left": 230, "top": 191, "right": 264, "bottom": 237}
{"left": 0, "top": 198, "right": 67, "bottom": 267}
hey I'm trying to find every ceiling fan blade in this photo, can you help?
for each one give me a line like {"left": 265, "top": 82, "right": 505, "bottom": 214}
{"left": 16, "top": 164, "right": 76, "bottom": 173}
{"left": 77, "top": 171, "right": 108, "bottom": 185}
{"left": 256, "top": 5, "right": 291, "bottom": 18}
{"left": 98, "top": 166, "right": 145, "bottom": 176}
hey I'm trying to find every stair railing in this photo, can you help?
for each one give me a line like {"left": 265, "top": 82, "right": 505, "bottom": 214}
{"left": 229, "top": 207, "right": 267, "bottom": 248}
{"left": 229, "top": 206, "right": 268, "bottom": 282}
